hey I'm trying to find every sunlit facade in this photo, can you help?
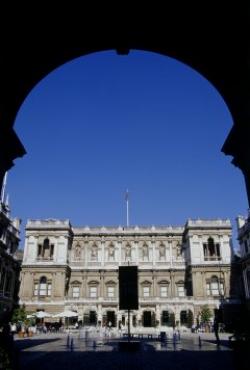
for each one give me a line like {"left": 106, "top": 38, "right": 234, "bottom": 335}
{"left": 20, "top": 218, "right": 236, "bottom": 328}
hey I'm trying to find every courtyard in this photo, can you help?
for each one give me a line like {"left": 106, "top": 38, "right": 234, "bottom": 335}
{"left": 11, "top": 331, "right": 248, "bottom": 370}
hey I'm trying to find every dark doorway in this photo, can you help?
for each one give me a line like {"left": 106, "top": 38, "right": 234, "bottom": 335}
{"left": 161, "top": 310, "right": 170, "bottom": 326}
{"left": 180, "top": 310, "right": 188, "bottom": 325}
{"left": 107, "top": 311, "right": 116, "bottom": 327}
{"left": 143, "top": 311, "right": 152, "bottom": 327}
{"left": 89, "top": 311, "right": 97, "bottom": 325}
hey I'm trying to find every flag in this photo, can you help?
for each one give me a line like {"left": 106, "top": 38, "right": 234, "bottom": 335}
{"left": 125, "top": 189, "right": 129, "bottom": 201}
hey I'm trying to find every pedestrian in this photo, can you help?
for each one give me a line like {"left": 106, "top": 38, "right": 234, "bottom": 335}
{"left": 213, "top": 319, "right": 220, "bottom": 346}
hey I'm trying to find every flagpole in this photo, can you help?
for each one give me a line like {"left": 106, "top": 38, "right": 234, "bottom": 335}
{"left": 125, "top": 190, "right": 129, "bottom": 227}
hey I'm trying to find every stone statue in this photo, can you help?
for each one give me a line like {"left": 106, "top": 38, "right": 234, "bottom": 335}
{"left": 159, "top": 244, "right": 165, "bottom": 258}
{"left": 74, "top": 244, "right": 81, "bottom": 259}
{"left": 142, "top": 244, "right": 148, "bottom": 258}
{"left": 108, "top": 244, "right": 115, "bottom": 259}
{"left": 176, "top": 242, "right": 181, "bottom": 257}
{"left": 91, "top": 244, "right": 98, "bottom": 259}
{"left": 125, "top": 244, "right": 131, "bottom": 258}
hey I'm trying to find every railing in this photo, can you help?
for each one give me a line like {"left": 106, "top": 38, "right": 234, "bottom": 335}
{"left": 204, "top": 256, "right": 221, "bottom": 261}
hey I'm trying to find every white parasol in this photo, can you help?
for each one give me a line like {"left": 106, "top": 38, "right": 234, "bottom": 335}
{"left": 53, "top": 310, "right": 78, "bottom": 318}
{"left": 34, "top": 311, "right": 52, "bottom": 318}
{"left": 53, "top": 310, "right": 78, "bottom": 329}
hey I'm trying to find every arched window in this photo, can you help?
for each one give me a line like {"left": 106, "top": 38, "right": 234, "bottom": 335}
{"left": 203, "top": 237, "right": 220, "bottom": 260}
{"left": 37, "top": 238, "right": 54, "bottom": 260}
{"left": 206, "top": 275, "right": 224, "bottom": 296}
{"left": 34, "top": 276, "right": 51, "bottom": 297}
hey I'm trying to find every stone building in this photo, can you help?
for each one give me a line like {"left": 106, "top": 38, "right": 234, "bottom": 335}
{"left": 236, "top": 214, "right": 250, "bottom": 310}
{"left": 20, "top": 218, "right": 236, "bottom": 328}
{"left": 0, "top": 201, "right": 21, "bottom": 321}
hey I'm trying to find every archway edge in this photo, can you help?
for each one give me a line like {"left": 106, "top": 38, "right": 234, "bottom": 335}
{"left": 0, "top": 20, "right": 249, "bottom": 200}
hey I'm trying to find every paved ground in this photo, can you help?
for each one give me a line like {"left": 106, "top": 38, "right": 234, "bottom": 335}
{"left": 12, "top": 332, "right": 248, "bottom": 370}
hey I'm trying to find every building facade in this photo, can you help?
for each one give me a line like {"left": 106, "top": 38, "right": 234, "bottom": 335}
{"left": 236, "top": 215, "right": 250, "bottom": 310}
{"left": 0, "top": 201, "right": 21, "bottom": 321}
{"left": 20, "top": 219, "right": 236, "bottom": 328}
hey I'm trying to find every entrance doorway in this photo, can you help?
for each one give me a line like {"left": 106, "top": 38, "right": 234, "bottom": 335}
{"left": 107, "top": 311, "right": 116, "bottom": 327}
{"left": 161, "top": 310, "right": 170, "bottom": 326}
{"left": 143, "top": 311, "right": 152, "bottom": 327}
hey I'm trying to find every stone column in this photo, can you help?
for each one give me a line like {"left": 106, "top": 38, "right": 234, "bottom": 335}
{"left": 101, "top": 238, "right": 105, "bottom": 267}
{"left": 152, "top": 237, "right": 156, "bottom": 267}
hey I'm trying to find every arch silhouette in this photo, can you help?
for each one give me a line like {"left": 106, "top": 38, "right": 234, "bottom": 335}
{"left": 0, "top": 6, "right": 248, "bottom": 203}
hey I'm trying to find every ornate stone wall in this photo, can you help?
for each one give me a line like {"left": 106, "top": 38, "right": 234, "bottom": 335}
{"left": 19, "top": 218, "right": 238, "bottom": 327}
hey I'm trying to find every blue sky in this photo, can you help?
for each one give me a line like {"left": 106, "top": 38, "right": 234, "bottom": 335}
{"left": 6, "top": 50, "right": 248, "bottom": 247}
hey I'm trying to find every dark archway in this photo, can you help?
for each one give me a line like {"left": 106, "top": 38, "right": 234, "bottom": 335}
{"left": 0, "top": 5, "right": 249, "bottom": 203}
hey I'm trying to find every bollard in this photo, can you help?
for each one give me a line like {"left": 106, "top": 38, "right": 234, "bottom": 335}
{"left": 198, "top": 335, "right": 202, "bottom": 348}
{"left": 70, "top": 337, "right": 74, "bottom": 351}
{"left": 66, "top": 334, "right": 70, "bottom": 348}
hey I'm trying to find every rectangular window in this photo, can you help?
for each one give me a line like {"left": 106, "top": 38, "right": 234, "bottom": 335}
{"left": 211, "top": 282, "right": 219, "bottom": 295}
{"left": 47, "top": 283, "right": 51, "bottom": 296}
{"left": 73, "top": 286, "right": 80, "bottom": 298}
{"left": 39, "top": 283, "right": 47, "bottom": 296}
{"left": 160, "top": 286, "right": 168, "bottom": 297}
{"left": 50, "top": 245, "right": 54, "bottom": 258}
{"left": 34, "top": 284, "right": 38, "bottom": 296}
{"left": 107, "top": 286, "right": 114, "bottom": 298}
{"left": 206, "top": 283, "right": 210, "bottom": 296}
{"left": 177, "top": 285, "right": 185, "bottom": 297}
{"left": 90, "top": 286, "right": 97, "bottom": 298}
{"left": 143, "top": 286, "right": 150, "bottom": 297}
{"left": 38, "top": 245, "right": 42, "bottom": 257}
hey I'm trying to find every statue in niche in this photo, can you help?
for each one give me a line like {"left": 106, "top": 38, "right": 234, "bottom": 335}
{"left": 176, "top": 242, "right": 182, "bottom": 257}
{"left": 91, "top": 244, "right": 98, "bottom": 259}
{"left": 142, "top": 244, "right": 149, "bottom": 259}
{"left": 125, "top": 244, "right": 131, "bottom": 258}
{"left": 74, "top": 244, "right": 81, "bottom": 260}
{"left": 108, "top": 244, "right": 115, "bottom": 259}
{"left": 159, "top": 244, "right": 165, "bottom": 259}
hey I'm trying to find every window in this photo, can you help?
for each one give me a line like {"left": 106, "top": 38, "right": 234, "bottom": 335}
{"left": 34, "top": 284, "right": 39, "bottom": 296}
{"left": 206, "top": 276, "right": 224, "bottom": 296}
{"left": 90, "top": 286, "right": 97, "bottom": 298}
{"left": 37, "top": 238, "right": 54, "bottom": 259}
{"left": 203, "top": 237, "right": 221, "bottom": 260}
{"left": 143, "top": 286, "right": 150, "bottom": 297}
{"left": 160, "top": 286, "right": 168, "bottom": 297}
{"left": 39, "top": 277, "right": 47, "bottom": 296}
{"left": 177, "top": 284, "right": 185, "bottom": 297}
{"left": 211, "top": 280, "right": 219, "bottom": 295}
{"left": 34, "top": 276, "right": 52, "bottom": 297}
{"left": 72, "top": 286, "right": 80, "bottom": 298}
{"left": 107, "top": 286, "right": 114, "bottom": 298}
